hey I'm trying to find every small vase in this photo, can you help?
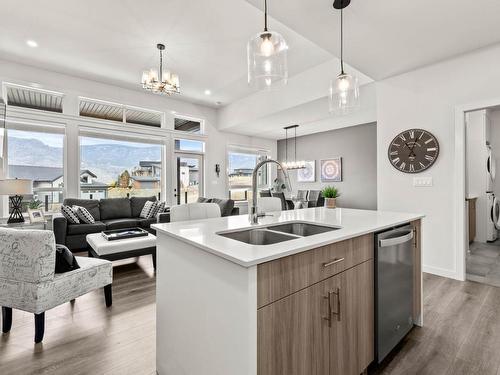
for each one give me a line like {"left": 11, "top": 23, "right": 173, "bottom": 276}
{"left": 324, "top": 198, "right": 336, "bottom": 209}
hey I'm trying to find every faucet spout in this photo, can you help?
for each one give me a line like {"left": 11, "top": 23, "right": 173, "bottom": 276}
{"left": 250, "top": 159, "right": 292, "bottom": 224}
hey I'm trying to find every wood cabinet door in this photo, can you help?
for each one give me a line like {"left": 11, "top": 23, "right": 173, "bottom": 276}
{"left": 258, "top": 276, "right": 340, "bottom": 375}
{"left": 330, "top": 260, "right": 374, "bottom": 375}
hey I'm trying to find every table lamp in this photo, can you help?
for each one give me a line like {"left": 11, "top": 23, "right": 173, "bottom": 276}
{"left": 0, "top": 179, "right": 33, "bottom": 223}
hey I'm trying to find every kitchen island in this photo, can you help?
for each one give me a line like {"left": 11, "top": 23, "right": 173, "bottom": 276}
{"left": 152, "top": 207, "right": 424, "bottom": 375}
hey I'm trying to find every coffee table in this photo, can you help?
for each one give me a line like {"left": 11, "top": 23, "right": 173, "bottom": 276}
{"left": 86, "top": 231, "right": 157, "bottom": 270}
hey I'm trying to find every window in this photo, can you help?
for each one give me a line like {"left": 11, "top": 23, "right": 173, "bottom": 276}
{"left": 174, "top": 117, "right": 202, "bottom": 134}
{"left": 174, "top": 139, "right": 205, "bottom": 153}
{"left": 80, "top": 136, "right": 163, "bottom": 200}
{"left": 7, "top": 129, "right": 65, "bottom": 212}
{"left": 227, "top": 147, "right": 269, "bottom": 201}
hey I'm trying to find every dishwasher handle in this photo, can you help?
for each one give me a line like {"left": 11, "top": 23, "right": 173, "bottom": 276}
{"left": 379, "top": 230, "right": 414, "bottom": 248}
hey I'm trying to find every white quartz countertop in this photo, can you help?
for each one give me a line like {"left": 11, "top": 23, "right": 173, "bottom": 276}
{"left": 152, "top": 207, "right": 424, "bottom": 268}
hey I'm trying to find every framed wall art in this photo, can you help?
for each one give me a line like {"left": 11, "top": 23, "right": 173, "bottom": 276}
{"left": 320, "top": 158, "right": 342, "bottom": 182}
{"left": 297, "top": 161, "right": 315, "bottom": 182}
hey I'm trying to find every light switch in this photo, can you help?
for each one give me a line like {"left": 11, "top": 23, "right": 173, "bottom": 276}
{"left": 413, "top": 176, "right": 433, "bottom": 187}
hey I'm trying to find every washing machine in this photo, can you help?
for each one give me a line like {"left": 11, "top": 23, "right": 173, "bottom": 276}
{"left": 487, "top": 193, "right": 499, "bottom": 242}
{"left": 487, "top": 146, "right": 496, "bottom": 192}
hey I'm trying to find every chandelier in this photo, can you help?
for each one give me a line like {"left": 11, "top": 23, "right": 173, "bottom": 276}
{"left": 282, "top": 125, "right": 306, "bottom": 170}
{"left": 141, "top": 43, "right": 180, "bottom": 95}
{"left": 329, "top": 0, "right": 359, "bottom": 114}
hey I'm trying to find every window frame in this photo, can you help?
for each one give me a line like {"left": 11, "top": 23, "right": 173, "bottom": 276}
{"left": 226, "top": 145, "right": 271, "bottom": 201}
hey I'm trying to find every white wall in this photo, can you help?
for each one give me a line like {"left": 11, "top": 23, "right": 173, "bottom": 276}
{"left": 376, "top": 44, "right": 500, "bottom": 280}
{"left": 491, "top": 110, "right": 500, "bottom": 200}
{"left": 0, "top": 59, "right": 276, "bottom": 201}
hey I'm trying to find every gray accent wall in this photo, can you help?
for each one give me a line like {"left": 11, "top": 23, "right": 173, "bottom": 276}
{"left": 277, "top": 122, "right": 377, "bottom": 210}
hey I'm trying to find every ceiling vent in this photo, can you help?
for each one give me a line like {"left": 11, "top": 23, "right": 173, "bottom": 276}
{"left": 5, "top": 84, "right": 63, "bottom": 113}
{"left": 79, "top": 97, "right": 161, "bottom": 127}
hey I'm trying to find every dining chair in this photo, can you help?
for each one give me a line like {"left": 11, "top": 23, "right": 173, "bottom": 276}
{"left": 170, "top": 203, "right": 221, "bottom": 222}
{"left": 307, "top": 190, "right": 325, "bottom": 208}
{"left": 272, "top": 192, "right": 294, "bottom": 210}
{"left": 259, "top": 189, "right": 272, "bottom": 197}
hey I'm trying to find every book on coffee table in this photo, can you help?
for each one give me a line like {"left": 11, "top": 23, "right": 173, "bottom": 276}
{"left": 101, "top": 227, "right": 149, "bottom": 241}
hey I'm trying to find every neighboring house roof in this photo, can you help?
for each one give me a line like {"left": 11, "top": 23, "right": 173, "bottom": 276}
{"left": 139, "top": 161, "right": 161, "bottom": 168}
{"left": 130, "top": 176, "right": 160, "bottom": 182}
{"left": 9, "top": 165, "right": 99, "bottom": 182}
{"left": 81, "top": 181, "right": 109, "bottom": 189}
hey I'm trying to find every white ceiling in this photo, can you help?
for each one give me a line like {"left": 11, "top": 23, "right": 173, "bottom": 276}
{"left": 246, "top": 0, "right": 500, "bottom": 80}
{"left": 0, "top": 0, "right": 332, "bottom": 107}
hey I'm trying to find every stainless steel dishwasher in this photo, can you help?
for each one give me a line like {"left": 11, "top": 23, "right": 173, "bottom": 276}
{"left": 375, "top": 225, "right": 414, "bottom": 363}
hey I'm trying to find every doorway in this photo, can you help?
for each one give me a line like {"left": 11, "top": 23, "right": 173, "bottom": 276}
{"left": 175, "top": 153, "right": 203, "bottom": 205}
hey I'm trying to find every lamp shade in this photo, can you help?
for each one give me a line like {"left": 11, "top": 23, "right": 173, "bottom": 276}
{"left": 0, "top": 179, "right": 33, "bottom": 195}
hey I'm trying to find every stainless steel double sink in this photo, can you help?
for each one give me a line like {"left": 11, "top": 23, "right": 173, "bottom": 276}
{"left": 217, "top": 221, "right": 340, "bottom": 245}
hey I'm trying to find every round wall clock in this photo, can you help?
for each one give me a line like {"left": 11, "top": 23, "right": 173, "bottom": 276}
{"left": 388, "top": 129, "right": 439, "bottom": 173}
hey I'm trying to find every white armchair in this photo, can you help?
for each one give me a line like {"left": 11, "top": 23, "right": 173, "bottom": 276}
{"left": 0, "top": 228, "right": 112, "bottom": 343}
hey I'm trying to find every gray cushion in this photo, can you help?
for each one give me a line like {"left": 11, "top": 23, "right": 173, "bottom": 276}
{"left": 67, "top": 221, "right": 106, "bottom": 235}
{"left": 211, "top": 198, "right": 235, "bottom": 217}
{"left": 64, "top": 198, "right": 101, "bottom": 221}
{"left": 197, "top": 197, "right": 211, "bottom": 203}
{"left": 130, "top": 196, "right": 157, "bottom": 217}
{"left": 99, "top": 198, "right": 132, "bottom": 220}
{"left": 102, "top": 218, "right": 139, "bottom": 230}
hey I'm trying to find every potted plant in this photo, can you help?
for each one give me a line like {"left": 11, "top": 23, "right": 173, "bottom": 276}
{"left": 321, "top": 186, "right": 340, "bottom": 208}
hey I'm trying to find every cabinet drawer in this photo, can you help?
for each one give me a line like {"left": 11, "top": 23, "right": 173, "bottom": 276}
{"left": 257, "top": 233, "right": 373, "bottom": 308}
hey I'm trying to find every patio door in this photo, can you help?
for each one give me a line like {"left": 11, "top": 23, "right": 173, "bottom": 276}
{"left": 175, "top": 153, "right": 203, "bottom": 204}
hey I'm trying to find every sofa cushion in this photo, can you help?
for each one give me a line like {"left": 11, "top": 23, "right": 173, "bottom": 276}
{"left": 64, "top": 199, "right": 101, "bottom": 221}
{"left": 67, "top": 222, "right": 106, "bottom": 235}
{"left": 73, "top": 205, "right": 95, "bottom": 224}
{"left": 130, "top": 196, "right": 157, "bottom": 217}
{"left": 140, "top": 200, "right": 157, "bottom": 219}
{"left": 211, "top": 198, "right": 235, "bottom": 217}
{"left": 61, "top": 205, "right": 80, "bottom": 224}
{"left": 102, "top": 218, "right": 139, "bottom": 230}
{"left": 99, "top": 198, "right": 132, "bottom": 220}
{"left": 137, "top": 217, "right": 157, "bottom": 229}
{"left": 197, "top": 197, "right": 211, "bottom": 203}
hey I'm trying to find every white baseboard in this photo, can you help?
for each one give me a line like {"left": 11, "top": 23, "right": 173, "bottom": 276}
{"left": 422, "top": 265, "right": 462, "bottom": 281}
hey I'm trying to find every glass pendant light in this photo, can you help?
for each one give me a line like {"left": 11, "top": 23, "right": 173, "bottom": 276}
{"left": 329, "top": 0, "right": 359, "bottom": 114}
{"left": 247, "top": 0, "right": 288, "bottom": 89}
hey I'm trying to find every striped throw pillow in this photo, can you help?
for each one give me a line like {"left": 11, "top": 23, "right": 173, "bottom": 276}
{"left": 140, "top": 201, "right": 157, "bottom": 219}
{"left": 73, "top": 205, "right": 95, "bottom": 224}
{"left": 61, "top": 205, "right": 80, "bottom": 224}
{"left": 153, "top": 201, "right": 166, "bottom": 217}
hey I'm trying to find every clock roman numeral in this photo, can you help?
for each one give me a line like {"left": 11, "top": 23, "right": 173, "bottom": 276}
{"left": 409, "top": 130, "right": 415, "bottom": 139}
{"left": 409, "top": 164, "right": 415, "bottom": 172}
{"left": 427, "top": 147, "right": 437, "bottom": 152}
{"left": 399, "top": 134, "right": 406, "bottom": 141}
{"left": 390, "top": 151, "right": 398, "bottom": 156}
{"left": 392, "top": 157, "right": 400, "bottom": 165}
{"left": 399, "top": 162, "right": 406, "bottom": 170}
{"left": 425, "top": 155, "right": 435, "bottom": 162}
{"left": 419, "top": 162, "right": 426, "bottom": 168}
{"left": 424, "top": 138, "right": 433, "bottom": 144}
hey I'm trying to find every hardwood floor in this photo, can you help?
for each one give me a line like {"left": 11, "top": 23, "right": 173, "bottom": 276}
{"left": 0, "top": 256, "right": 156, "bottom": 375}
{"left": 372, "top": 273, "right": 500, "bottom": 375}
{"left": 2, "top": 260, "right": 500, "bottom": 375}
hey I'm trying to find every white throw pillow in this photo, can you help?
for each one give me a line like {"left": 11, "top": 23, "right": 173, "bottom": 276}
{"left": 140, "top": 201, "right": 157, "bottom": 219}
{"left": 61, "top": 205, "right": 80, "bottom": 224}
{"left": 73, "top": 205, "right": 95, "bottom": 224}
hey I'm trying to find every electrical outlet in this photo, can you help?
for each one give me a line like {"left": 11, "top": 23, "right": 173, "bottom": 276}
{"left": 413, "top": 176, "right": 433, "bottom": 187}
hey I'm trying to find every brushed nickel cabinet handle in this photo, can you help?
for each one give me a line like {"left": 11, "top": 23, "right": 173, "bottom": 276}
{"left": 331, "top": 287, "right": 341, "bottom": 322}
{"left": 322, "top": 257, "right": 345, "bottom": 268}
{"left": 323, "top": 292, "right": 333, "bottom": 327}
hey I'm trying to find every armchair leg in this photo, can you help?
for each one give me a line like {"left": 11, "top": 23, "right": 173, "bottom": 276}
{"left": 34, "top": 312, "right": 45, "bottom": 343}
{"left": 2, "top": 306, "right": 12, "bottom": 333}
{"left": 104, "top": 284, "right": 112, "bottom": 307}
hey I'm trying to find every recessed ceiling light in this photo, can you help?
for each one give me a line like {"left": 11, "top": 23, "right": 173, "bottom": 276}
{"left": 204, "top": 90, "right": 211, "bottom": 95}
{"left": 26, "top": 40, "right": 38, "bottom": 48}
{"left": 170, "top": 110, "right": 177, "bottom": 114}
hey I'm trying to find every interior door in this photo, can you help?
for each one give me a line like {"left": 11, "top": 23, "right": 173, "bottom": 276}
{"left": 175, "top": 153, "right": 203, "bottom": 205}
{"left": 258, "top": 276, "right": 336, "bottom": 375}
{"left": 330, "top": 260, "right": 374, "bottom": 375}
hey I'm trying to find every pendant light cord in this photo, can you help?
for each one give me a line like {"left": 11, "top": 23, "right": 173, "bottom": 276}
{"left": 159, "top": 48, "right": 163, "bottom": 82}
{"left": 264, "top": 0, "right": 268, "bottom": 31}
{"left": 340, "top": 6, "right": 344, "bottom": 74}
{"left": 294, "top": 126, "right": 297, "bottom": 163}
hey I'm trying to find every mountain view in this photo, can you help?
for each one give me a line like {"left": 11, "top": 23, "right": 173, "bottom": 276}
{"left": 9, "top": 137, "right": 161, "bottom": 184}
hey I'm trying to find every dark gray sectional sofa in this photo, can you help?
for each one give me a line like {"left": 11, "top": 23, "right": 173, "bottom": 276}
{"left": 53, "top": 196, "right": 167, "bottom": 252}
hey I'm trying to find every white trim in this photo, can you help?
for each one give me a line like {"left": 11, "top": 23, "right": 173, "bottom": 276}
{"left": 3, "top": 82, "right": 65, "bottom": 97}
{"left": 454, "top": 96, "right": 500, "bottom": 282}
{"left": 422, "top": 265, "right": 460, "bottom": 280}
